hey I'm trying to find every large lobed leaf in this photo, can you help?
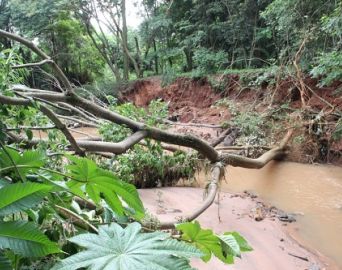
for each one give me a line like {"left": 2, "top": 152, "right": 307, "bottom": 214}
{"left": 66, "top": 156, "right": 145, "bottom": 218}
{"left": 176, "top": 221, "right": 223, "bottom": 262}
{"left": 176, "top": 221, "right": 252, "bottom": 264}
{"left": 0, "top": 251, "right": 12, "bottom": 270}
{"left": 0, "top": 182, "right": 52, "bottom": 216}
{"left": 0, "top": 147, "right": 46, "bottom": 180}
{"left": 0, "top": 221, "right": 61, "bottom": 257}
{"left": 52, "top": 222, "right": 201, "bottom": 270}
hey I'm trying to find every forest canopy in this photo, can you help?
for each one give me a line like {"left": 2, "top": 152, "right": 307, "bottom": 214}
{"left": 0, "top": 0, "right": 341, "bottom": 87}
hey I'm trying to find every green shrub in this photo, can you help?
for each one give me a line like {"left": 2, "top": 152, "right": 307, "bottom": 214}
{"left": 192, "top": 48, "right": 228, "bottom": 75}
{"left": 161, "top": 67, "right": 178, "bottom": 87}
{"left": 310, "top": 51, "right": 342, "bottom": 86}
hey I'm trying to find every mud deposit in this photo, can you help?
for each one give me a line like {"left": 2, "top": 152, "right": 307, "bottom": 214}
{"left": 192, "top": 162, "right": 342, "bottom": 269}
{"left": 139, "top": 187, "right": 333, "bottom": 270}
{"left": 195, "top": 162, "right": 342, "bottom": 269}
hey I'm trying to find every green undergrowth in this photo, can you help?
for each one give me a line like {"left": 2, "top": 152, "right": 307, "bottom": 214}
{"left": 99, "top": 98, "right": 198, "bottom": 187}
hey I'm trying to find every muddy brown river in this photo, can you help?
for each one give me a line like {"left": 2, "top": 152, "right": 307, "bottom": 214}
{"left": 202, "top": 162, "right": 342, "bottom": 268}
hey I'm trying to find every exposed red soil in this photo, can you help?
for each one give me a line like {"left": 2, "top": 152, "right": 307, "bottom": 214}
{"left": 271, "top": 77, "right": 342, "bottom": 111}
{"left": 121, "top": 75, "right": 342, "bottom": 162}
{"left": 122, "top": 77, "right": 230, "bottom": 124}
{"left": 123, "top": 75, "right": 341, "bottom": 122}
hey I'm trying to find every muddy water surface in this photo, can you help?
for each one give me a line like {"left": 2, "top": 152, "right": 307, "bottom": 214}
{"left": 200, "top": 162, "right": 342, "bottom": 267}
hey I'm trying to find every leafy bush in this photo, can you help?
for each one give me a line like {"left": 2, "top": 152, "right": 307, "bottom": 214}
{"left": 99, "top": 99, "right": 196, "bottom": 187}
{"left": 161, "top": 67, "right": 178, "bottom": 87}
{"left": 192, "top": 48, "right": 228, "bottom": 75}
{"left": 233, "top": 112, "right": 265, "bottom": 137}
{"left": 100, "top": 99, "right": 168, "bottom": 143}
{"left": 310, "top": 51, "right": 342, "bottom": 86}
{"left": 112, "top": 144, "right": 197, "bottom": 187}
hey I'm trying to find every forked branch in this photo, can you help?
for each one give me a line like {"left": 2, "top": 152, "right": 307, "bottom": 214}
{"left": 0, "top": 30, "right": 293, "bottom": 229}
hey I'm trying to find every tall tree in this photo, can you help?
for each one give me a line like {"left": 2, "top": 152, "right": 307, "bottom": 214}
{"left": 75, "top": 0, "right": 142, "bottom": 82}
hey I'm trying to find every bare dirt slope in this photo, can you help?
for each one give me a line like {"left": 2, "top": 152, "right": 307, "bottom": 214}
{"left": 122, "top": 76, "right": 342, "bottom": 163}
{"left": 122, "top": 77, "right": 230, "bottom": 124}
{"left": 139, "top": 187, "right": 337, "bottom": 270}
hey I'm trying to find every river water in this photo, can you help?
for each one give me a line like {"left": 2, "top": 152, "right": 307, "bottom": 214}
{"left": 203, "top": 162, "right": 342, "bottom": 268}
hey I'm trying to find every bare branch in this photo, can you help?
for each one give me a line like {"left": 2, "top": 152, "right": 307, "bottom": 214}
{"left": 55, "top": 205, "right": 98, "bottom": 233}
{"left": 219, "top": 130, "right": 293, "bottom": 168}
{"left": 164, "top": 120, "right": 222, "bottom": 129}
{"left": 210, "top": 128, "right": 234, "bottom": 147}
{"left": 58, "top": 102, "right": 100, "bottom": 124}
{"left": 12, "top": 59, "right": 53, "bottom": 69}
{"left": 56, "top": 115, "right": 99, "bottom": 128}
{"left": 6, "top": 125, "right": 56, "bottom": 131}
{"left": 0, "top": 94, "right": 83, "bottom": 154}
{"left": 77, "top": 131, "right": 147, "bottom": 154}
{"left": 39, "top": 105, "right": 84, "bottom": 155}
{"left": 158, "top": 163, "right": 224, "bottom": 229}
{"left": 0, "top": 30, "right": 73, "bottom": 93}
{"left": 11, "top": 84, "right": 56, "bottom": 93}
{"left": 18, "top": 92, "right": 66, "bottom": 102}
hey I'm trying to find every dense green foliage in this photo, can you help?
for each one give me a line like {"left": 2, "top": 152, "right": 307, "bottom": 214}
{"left": 99, "top": 99, "right": 196, "bottom": 187}
{"left": 1, "top": 0, "right": 341, "bottom": 86}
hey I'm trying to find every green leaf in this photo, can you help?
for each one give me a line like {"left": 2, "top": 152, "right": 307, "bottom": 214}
{"left": 219, "top": 234, "right": 241, "bottom": 257}
{"left": 0, "top": 148, "right": 46, "bottom": 180}
{"left": 0, "top": 221, "right": 61, "bottom": 257}
{"left": 218, "top": 232, "right": 253, "bottom": 264}
{"left": 176, "top": 222, "right": 252, "bottom": 265}
{"left": 0, "top": 251, "right": 12, "bottom": 270}
{"left": 52, "top": 222, "right": 201, "bottom": 270}
{"left": 0, "top": 182, "right": 52, "bottom": 216}
{"left": 224, "top": 232, "right": 253, "bottom": 252}
{"left": 66, "top": 156, "right": 144, "bottom": 218}
{"left": 176, "top": 221, "right": 222, "bottom": 262}
{"left": 25, "top": 129, "right": 33, "bottom": 141}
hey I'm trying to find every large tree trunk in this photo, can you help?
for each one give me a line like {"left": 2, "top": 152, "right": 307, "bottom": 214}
{"left": 134, "top": 36, "right": 143, "bottom": 77}
{"left": 184, "top": 48, "right": 193, "bottom": 71}
{"left": 153, "top": 39, "right": 159, "bottom": 75}
{"left": 121, "top": 0, "right": 130, "bottom": 81}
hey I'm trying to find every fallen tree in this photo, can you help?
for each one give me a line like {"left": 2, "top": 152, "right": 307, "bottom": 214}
{"left": 0, "top": 30, "right": 292, "bottom": 229}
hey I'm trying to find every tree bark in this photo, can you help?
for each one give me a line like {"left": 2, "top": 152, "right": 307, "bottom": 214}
{"left": 121, "top": 0, "right": 130, "bottom": 81}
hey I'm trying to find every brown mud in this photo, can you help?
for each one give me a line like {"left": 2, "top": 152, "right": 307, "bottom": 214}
{"left": 139, "top": 187, "right": 338, "bottom": 270}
